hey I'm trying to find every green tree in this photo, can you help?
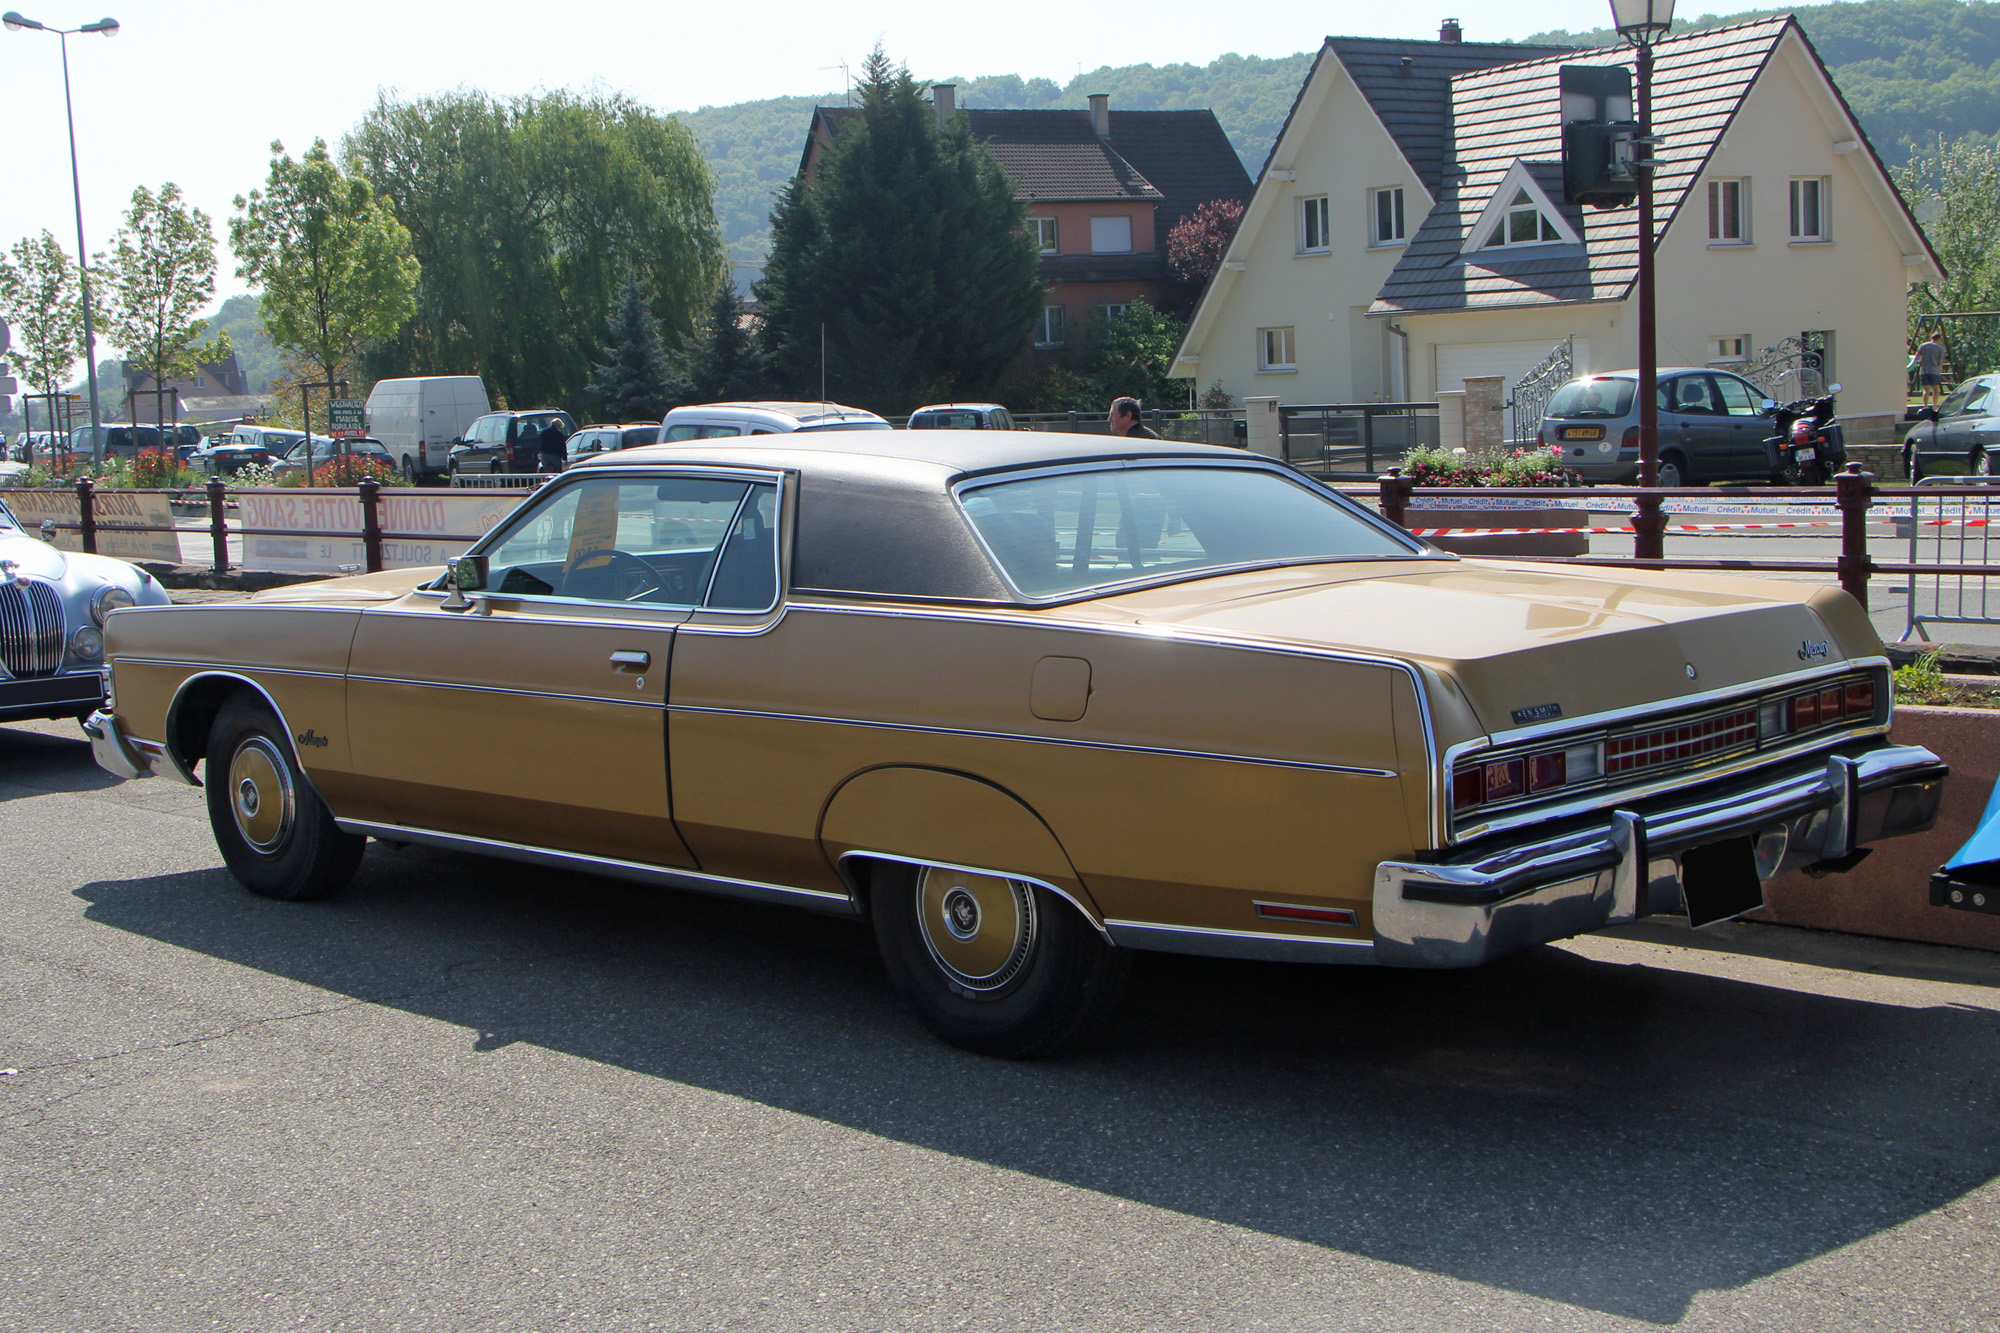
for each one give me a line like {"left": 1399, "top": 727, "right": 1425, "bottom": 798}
{"left": 0, "top": 231, "right": 86, "bottom": 433}
{"left": 100, "top": 182, "right": 229, "bottom": 426}
{"left": 1013, "top": 299, "right": 1189, "bottom": 411}
{"left": 756, "top": 48, "right": 1043, "bottom": 411}
{"left": 681, "top": 276, "right": 765, "bottom": 403}
{"left": 230, "top": 139, "right": 419, "bottom": 405}
{"left": 1898, "top": 134, "right": 2000, "bottom": 317}
{"left": 346, "top": 88, "right": 724, "bottom": 413}
{"left": 585, "top": 280, "right": 676, "bottom": 422}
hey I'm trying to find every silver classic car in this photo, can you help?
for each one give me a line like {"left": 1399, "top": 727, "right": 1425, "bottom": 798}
{"left": 0, "top": 496, "right": 172, "bottom": 724}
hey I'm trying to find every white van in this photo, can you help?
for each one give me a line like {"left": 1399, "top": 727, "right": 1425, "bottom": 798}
{"left": 365, "top": 376, "right": 491, "bottom": 481}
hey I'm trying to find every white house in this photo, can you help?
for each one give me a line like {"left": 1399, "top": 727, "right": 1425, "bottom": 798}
{"left": 1171, "top": 17, "right": 1942, "bottom": 431}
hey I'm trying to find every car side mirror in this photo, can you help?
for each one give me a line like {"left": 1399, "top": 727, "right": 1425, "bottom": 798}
{"left": 451, "top": 554, "right": 488, "bottom": 592}
{"left": 1827, "top": 383, "right": 1843, "bottom": 394}
{"left": 1916, "top": 407, "right": 1941, "bottom": 423}
{"left": 1760, "top": 399, "right": 1779, "bottom": 414}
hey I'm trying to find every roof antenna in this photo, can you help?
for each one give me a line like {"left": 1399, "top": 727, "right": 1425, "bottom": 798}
{"left": 820, "top": 322, "right": 827, "bottom": 409}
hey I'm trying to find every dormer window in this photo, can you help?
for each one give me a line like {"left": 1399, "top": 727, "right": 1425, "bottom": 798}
{"left": 1485, "top": 189, "right": 1563, "bottom": 248}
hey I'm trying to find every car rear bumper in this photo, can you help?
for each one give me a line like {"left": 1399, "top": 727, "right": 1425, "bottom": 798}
{"left": 1372, "top": 741, "right": 1947, "bottom": 967}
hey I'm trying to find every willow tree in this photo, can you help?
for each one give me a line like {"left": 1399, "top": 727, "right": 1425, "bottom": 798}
{"left": 755, "top": 49, "right": 1043, "bottom": 412}
{"left": 230, "top": 140, "right": 419, "bottom": 405}
{"left": 347, "top": 88, "right": 724, "bottom": 411}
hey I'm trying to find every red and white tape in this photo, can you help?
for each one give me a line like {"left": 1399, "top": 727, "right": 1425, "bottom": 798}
{"left": 1407, "top": 520, "right": 1845, "bottom": 536}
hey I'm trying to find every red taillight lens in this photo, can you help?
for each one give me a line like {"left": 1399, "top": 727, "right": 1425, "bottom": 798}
{"left": 1453, "top": 765, "right": 1484, "bottom": 811}
{"left": 1793, "top": 420, "right": 1811, "bottom": 444}
{"left": 1846, "top": 680, "right": 1875, "bottom": 717}
{"left": 1484, "top": 757, "right": 1526, "bottom": 801}
{"left": 1621, "top": 426, "right": 1639, "bottom": 449}
{"left": 1529, "top": 750, "right": 1567, "bottom": 792}
{"left": 1792, "top": 693, "right": 1820, "bottom": 729}
{"left": 1820, "top": 686, "right": 1845, "bottom": 720}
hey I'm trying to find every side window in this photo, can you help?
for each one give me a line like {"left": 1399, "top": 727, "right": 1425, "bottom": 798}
{"left": 1965, "top": 382, "right": 1992, "bottom": 414}
{"left": 1668, "top": 376, "right": 1719, "bottom": 415}
{"left": 698, "top": 425, "right": 746, "bottom": 438}
{"left": 705, "top": 485, "right": 780, "bottom": 610}
{"left": 664, "top": 424, "right": 702, "bottom": 442}
{"left": 482, "top": 475, "right": 752, "bottom": 604}
{"left": 1713, "top": 375, "right": 1762, "bottom": 416}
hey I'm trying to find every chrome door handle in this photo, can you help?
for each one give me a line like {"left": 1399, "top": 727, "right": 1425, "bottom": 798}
{"left": 609, "top": 651, "right": 650, "bottom": 668}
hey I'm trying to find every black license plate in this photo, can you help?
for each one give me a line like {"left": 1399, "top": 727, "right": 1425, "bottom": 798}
{"left": 1680, "top": 837, "right": 1765, "bottom": 928}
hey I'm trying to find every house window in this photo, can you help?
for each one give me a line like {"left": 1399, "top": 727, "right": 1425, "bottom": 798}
{"left": 1707, "top": 179, "right": 1748, "bottom": 243}
{"left": 1370, "top": 187, "right": 1406, "bottom": 246}
{"left": 1299, "top": 195, "right": 1330, "bottom": 252}
{"left": 1028, "top": 217, "right": 1058, "bottom": 254}
{"left": 1037, "top": 305, "right": 1065, "bottom": 347}
{"left": 1090, "top": 215, "right": 1133, "bottom": 254}
{"left": 1100, "top": 303, "right": 1130, "bottom": 325}
{"left": 1482, "top": 188, "right": 1563, "bottom": 248}
{"left": 1258, "top": 326, "right": 1296, "bottom": 372}
{"left": 1790, "top": 177, "right": 1828, "bottom": 240}
{"left": 1711, "top": 335, "right": 1750, "bottom": 364}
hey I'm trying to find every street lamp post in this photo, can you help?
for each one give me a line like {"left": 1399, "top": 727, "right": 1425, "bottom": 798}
{"left": 1611, "top": 0, "right": 1673, "bottom": 561}
{"left": 4, "top": 11, "right": 120, "bottom": 468}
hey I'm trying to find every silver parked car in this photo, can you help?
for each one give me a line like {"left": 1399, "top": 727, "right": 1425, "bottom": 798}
{"left": 0, "top": 496, "right": 172, "bottom": 724}
{"left": 1541, "top": 368, "right": 1779, "bottom": 486}
{"left": 1903, "top": 375, "right": 2000, "bottom": 480}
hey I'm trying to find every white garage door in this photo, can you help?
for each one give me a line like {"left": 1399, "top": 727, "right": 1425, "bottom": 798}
{"left": 1435, "top": 339, "right": 1586, "bottom": 397}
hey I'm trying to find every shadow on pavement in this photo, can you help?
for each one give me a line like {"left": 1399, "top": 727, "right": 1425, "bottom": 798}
{"left": 0, "top": 721, "right": 121, "bottom": 800}
{"left": 74, "top": 842, "right": 2000, "bottom": 1325}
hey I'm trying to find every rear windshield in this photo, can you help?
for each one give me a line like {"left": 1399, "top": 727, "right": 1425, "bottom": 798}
{"left": 1546, "top": 379, "right": 1637, "bottom": 419}
{"left": 911, "top": 411, "right": 984, "bottom": 430}
{"left": 958, "top": 465, "right": 1422, "bottom": 598}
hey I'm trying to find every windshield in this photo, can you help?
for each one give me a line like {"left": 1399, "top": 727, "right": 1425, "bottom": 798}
{"left": 0, "top": 499, "right": 18, "bottom": 533}
{"left": 958, "top": 465, "right": 1424, "bottom": 598}
{"left": 1546, "top": 378, "right": 1637, "bottom": 419}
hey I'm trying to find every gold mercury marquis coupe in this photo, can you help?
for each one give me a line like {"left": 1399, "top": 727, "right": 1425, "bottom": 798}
{"left": 85, "top": 432, "right": 1948, "bottom": 1055}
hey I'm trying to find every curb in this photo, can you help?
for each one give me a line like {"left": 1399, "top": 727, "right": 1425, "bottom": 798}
{"left": 1887, "top": 642, "right": 2000, "bottom": 675}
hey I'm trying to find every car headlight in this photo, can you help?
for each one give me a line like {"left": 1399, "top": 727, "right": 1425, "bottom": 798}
{"left": 71, "top": 625, "right": 103, "bottom": 660}
{"left": 91, "top": 584, "right": 136, "bottom": 626}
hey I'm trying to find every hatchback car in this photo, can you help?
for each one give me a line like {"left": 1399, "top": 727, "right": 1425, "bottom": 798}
{"left": 271, "top": 437, "right": 394, "bottom": 481}
{"left": 565, "top": 423, "right": 661, "bottom": 467}
{"left": 1904, "top": 375, "right": 2000, "bottom": 479}
{"left": 448, "top": 410, "right": 576, "bottom": 474}
{"left": 1541, "top": 368, "right": 1780, "bottom": 486}
{"left": 908, "top": 403, "right": 1015, "bottom": 430}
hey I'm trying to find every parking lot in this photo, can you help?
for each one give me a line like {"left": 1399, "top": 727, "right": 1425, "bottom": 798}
{"left": 3, "top": 715, "right": 1998, "bottom": 1330}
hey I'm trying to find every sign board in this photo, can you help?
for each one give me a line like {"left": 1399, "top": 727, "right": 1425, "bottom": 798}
{"left": 6, "top": 487, "right": 183, "bottom": 563}
{"left": 328, "top": 399, "right": 367, "bottom": 439}
{"left": 237, "top": 488, "right": 525, "bottom": 573}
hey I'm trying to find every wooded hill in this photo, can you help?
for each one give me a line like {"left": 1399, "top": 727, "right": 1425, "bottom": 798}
{"left": 675, "top": 0, "right": 2000, "bottom": 267}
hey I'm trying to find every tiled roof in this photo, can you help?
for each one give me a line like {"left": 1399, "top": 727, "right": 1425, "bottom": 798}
{"left": 1373, "top": 18, "right": 1794, "bottom": 315}
{"left": 804, "top": 106, "right": 1251, "bottom": 224}
{"left": 1322, "top": 37, "right": 1577, "bottom": 193}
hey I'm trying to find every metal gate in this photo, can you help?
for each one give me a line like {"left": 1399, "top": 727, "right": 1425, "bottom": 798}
{"left": 1738, "top": 333, "right": 1827, "bottom": 401}
{"left": 1509, "top": 338, "right": 1574, "bottom": 444}
{"left": 1902, "top": 476, "right": 2000, "bottom": 641}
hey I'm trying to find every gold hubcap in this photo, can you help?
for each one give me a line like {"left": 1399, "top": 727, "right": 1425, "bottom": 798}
{"left": 228, "top": 736, "right": 294, "bottom": 854}
{"left": 917, "top": 867, "right": 1037, "bottom": 994}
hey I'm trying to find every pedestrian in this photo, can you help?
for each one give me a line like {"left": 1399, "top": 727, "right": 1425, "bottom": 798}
{"left": 1107, "top": 396, "right": 1160, "bottom": 439}
{"left": 538, "top": 417, "right": 570, "bottom": 473}
{"left": 1917, "top": 329, "right": 1948, "bottom": 409}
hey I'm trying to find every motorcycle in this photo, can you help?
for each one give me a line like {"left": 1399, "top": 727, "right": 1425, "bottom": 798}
{"left": 1763, "top": 383, "right": 1845, "bottom": 485}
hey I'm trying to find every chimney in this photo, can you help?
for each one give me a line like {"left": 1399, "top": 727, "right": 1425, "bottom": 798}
{"left": 932, "top": 83, "right": 956, "bottom": 128}
{"left": 1440, "top": 17, "right": 1462, "bottom": 42}
{"left": 1088, "top": 92, "right": 1110, "bottom": 138}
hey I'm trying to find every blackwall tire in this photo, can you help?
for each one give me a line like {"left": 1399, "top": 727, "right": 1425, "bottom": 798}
{"left": 1657, "top": 454, "right": 1687, "bottom": 488}
{"left": 205, "top": 697, "right": 365, "bottom": 902}
{"left": 871, "top": 861, "right": 1129, "bottom": 1058}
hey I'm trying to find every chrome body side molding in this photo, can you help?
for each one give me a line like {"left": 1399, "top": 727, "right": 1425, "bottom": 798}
{"left": 1104, "top": 919, "right": 1378, "bottom": 965}
{"left": 335, "top": 819, "right": 861, "bottom": 917}
{"left": 1373, "top": 741, "right": 1948, "bottom": 968}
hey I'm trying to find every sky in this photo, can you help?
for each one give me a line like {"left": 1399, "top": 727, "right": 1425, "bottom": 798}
{"left": 0, "top": 0, "right": 1798, "bottom": 313}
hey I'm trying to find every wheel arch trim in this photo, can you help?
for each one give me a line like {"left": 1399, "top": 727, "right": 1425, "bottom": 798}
{"left": 164, "top": 670, "right": 308, "bottom": 789}
{"left": 833, "top": 850, "right": 1114, "bottom": 944}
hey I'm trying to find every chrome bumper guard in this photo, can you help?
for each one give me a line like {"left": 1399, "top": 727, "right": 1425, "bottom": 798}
{"left": 1373, "top": 743, "right": 1948, "bottom": 968}
{"left": 83, "top": 708, "right": 193, "bottom": 784}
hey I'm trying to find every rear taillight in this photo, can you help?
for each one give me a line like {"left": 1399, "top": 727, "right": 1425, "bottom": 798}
{"left": 1793, "top": 420, "right": 1811, "bottom": 444}
{"left": 1846, "top": 679, "right": 1875, "bottom": 716}
{"left": 1621, "top": 426, "right": 1640, "bottom": 450}
{"left": 1453, "top": 742, "right": 1604, "bottom": 814}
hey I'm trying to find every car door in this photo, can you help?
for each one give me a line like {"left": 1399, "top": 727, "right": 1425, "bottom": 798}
{"left": 343, "top": 468, "right": 771, "bottom": 868}
{"left": 1710, "top": 372, "right": 1772, "bottom": 475}
{"left": 1662, "top": 374, "right": 1726, "bottom": 477}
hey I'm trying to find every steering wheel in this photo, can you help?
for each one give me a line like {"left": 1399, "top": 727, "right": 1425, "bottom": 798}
{"left": 560, "top": 549, "right": 662, "bottom": 602}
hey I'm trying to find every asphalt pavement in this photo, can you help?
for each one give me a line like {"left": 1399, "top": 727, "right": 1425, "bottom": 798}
{"left": 3, "top": 716, "right": 1999, "bottom": 1331}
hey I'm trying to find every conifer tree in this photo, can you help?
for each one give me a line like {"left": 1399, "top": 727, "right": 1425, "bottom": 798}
{"left": 755, "top": 48, "right": 1042, "bottom": 411}
{"left": 683, "top": 277, "right": 765, "bottom": 403}
{"left": 585, "top": 280, "right": 675, "bottom": 422}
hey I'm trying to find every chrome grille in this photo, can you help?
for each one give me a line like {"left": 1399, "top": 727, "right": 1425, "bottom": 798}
{"left": 0, "top": 578, "right": 65, "bottom": 677}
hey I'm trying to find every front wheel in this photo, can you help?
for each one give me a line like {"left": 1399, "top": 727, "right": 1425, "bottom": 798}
{"left": 871, "top": 862, "right": 1129, "bottom": 1058}
{"left": 1972, "top": 447, "right": 1991, "bottom": 477}
{"left": 1656, "top": 453, "right": 1687, "bottom": 488}
{"left": 205, "top": 697, "right": 365, "bottom": 901}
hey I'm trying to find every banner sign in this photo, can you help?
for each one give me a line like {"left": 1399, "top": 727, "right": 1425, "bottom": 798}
{"left": 237, "top": 487, "right": 525, "bottom": 573}
{"left": 328, "top": 399, "right": 367, "bottom": 439}
{"left": 5, "top": 488, "right": 183, "bottom": 563}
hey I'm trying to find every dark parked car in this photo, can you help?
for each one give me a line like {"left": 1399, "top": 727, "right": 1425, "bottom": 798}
{"left": 908, "top": 402, "right": 1016, "bottom": 430}
{"left": 272, "top": 436, "right": 394, "bottom": 481}
{"left": 1541, "top": 368, "right": 1781, "bottom": 486}
{"left": 189, "top": 441, "right": 276, "bottom": 476}
{"left": 1904, "top": 375, "right": 2000, "bottom": 479}
{"left": 447, "top": 410, "right": 576, "bottom": 475}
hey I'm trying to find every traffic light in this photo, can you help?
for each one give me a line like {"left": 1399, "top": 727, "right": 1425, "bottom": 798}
{"left": 1560, "top": 65, "right": 1641, "bottom": 210}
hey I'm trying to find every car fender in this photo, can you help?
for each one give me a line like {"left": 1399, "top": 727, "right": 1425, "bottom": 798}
{"left": 818, "top": 765, "right": 1105, "bottom": 924}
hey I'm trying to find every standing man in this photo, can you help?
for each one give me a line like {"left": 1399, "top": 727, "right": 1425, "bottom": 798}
{"left": 1107, "top": 397, "right": 1160, "bottom": 439}
{"left": 1917, "top": 330, "right": 1949, "bottom": 410}
{"left": 538, "top": 416, "right": 570, "bottom": 473}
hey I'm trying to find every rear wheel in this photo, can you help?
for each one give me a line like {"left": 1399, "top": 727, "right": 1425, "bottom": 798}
{"left": 1656, "top": 452, "right": 1687, "bottom": 488}
{"left": 205, "top": 697, "right": 364, "bottom": 901}
{"left": 871, "top": 861, "right": 1128, "bottom": 1058}
{"left": 401, "top": 455, "right": 418, "bottom": 484}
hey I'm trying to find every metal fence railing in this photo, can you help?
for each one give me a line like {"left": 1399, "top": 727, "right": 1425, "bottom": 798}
{"left": 1279, "top": 403, "right": 1441, "bottom": 478}
{"left": 1902, "top": 474, "right": 2000, "bottom": 640}
{"left": 1002, "top": 409, "right": 1246, "bottom": 447}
